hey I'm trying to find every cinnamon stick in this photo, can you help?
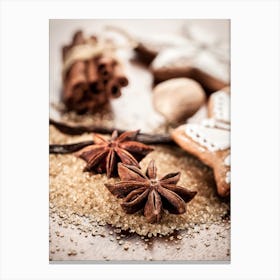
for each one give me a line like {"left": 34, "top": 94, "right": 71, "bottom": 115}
{"left": 106, "top": 79, "right": 121, "bottom": 98}
{"left": 63, "top": 31, "right": 89, "bottom": 109}
{"left": 64, "top": 61, "right": 88, "bottom": 103}
{"left": 113, "top": 63, "right": 129, "bottom": 87}
{"left": 61, "top": 30, "right": 129, "bottom": 113}
{"left": 97, "top": 56, "right": 115, "bottom": 79}
{"left": 72, "top": 30, "right": 85, "bottom": 45}
{"left": 87, "top": 59, "right": 103, "bottom": 94}
{"left": 62, "top": 45, "right": 71, "bottom": 61}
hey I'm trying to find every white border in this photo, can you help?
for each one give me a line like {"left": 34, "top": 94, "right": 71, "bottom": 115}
{"left": 0, "top": 0, "right": 279, "bottom": 279}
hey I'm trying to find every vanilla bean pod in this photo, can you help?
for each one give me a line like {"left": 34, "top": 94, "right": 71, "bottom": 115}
{"left": 50, "top": 141, "right": 94, "bottom": 154}
{"left": 49, "top": 119, "right": 174, "bottom": 154}
{"left": 50, "top": 136, "right": 173, "bottom": 154}
{"left": 50, "top": 118, "right": 125, "bottom": 135}
{"left": 135, "top": 133, "right": 173, "bottom": 145}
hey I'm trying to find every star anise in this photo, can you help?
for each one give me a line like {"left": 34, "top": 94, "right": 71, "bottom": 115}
{"left": 77, "top": 130, "right": 154, "bottom": 178}
{"left": 105, "top": 160, "right": 197, "bottom": 223}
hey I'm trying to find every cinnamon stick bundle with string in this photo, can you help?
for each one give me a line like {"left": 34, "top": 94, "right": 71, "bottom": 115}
{"left": 62, "top": 30, "right": 128, "bottom": 113}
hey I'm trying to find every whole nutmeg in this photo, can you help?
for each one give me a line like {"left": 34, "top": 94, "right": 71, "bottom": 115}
{"left": 153, "top": 78, "right": 206, "bottom": 124}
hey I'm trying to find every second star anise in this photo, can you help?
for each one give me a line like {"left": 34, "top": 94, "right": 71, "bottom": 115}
{"left": 105, "top": 160, "right": 197, "bottom": 223}
{"left": 77, "top": 130, "right": 154, "bottom": 178}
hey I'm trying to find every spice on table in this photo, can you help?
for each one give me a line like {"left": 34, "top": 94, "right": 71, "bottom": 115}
{"left": 105, "top": 160, "right": 197, "bottom": 223}
{"left": 76, "top": 130, "right": 153, "bottom": 178}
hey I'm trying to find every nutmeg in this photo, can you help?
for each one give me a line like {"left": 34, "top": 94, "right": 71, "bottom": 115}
{"left": 153, "top": 78, "right": 206, "bottom": 124}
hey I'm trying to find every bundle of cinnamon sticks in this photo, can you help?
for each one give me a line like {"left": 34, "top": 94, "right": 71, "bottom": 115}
{"left": 62, "top": 31, "right": 128, "bottom": 113}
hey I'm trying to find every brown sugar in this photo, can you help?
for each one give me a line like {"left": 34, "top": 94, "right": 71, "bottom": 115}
{"left": 49, "top": 125, "right": 229, "bottom": 236}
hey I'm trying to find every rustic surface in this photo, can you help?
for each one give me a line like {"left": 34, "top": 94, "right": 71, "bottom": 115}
{"left": 49, "top": 214, "right": 230, "bottom": 262}
{"left": 49, "top": 19, "right": 230, "bottom": 262}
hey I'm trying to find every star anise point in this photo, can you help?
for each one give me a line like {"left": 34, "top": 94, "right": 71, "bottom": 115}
{"left": 77, "top": 130, "right": 153, "bottom": 178}
{"left": 105, "top": 160, "right": 197, "bottom": 223}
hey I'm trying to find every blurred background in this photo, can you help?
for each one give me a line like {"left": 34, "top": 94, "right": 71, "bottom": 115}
{"left": 50, "top": 19, "right": 230, "bottom": 132}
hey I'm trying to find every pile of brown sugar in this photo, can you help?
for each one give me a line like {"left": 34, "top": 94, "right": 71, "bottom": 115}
{"left": 49, "top": 125, "right": 229, "bottom": 236}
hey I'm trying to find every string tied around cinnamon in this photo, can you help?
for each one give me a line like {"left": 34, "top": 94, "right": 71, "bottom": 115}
{"left": 62, "top": 34, "right": 138, "bottom": 79}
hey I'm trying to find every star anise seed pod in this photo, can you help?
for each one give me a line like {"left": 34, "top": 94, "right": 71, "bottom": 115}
{"left": 105, "top": 160, "right": 197, "bottom": 223}
{"left": 77, "top": 130, "right": 154, "bottom": 178}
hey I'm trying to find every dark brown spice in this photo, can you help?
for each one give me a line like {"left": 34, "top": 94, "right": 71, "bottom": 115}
{"left": 105, "top": 160, "right": 197, "bottom": 223}
{"left": 77, "top": 130, "right": 153, "bottom": 178}
{"left": 49, "top": 119, "right": 174, "bottom": 145}
{"left": 49, "top": 118, "right": 121, "bottom": 135}
{"left": 62, "top": 30, "right": 129, "bottom": 113}
{"left": 50, "top": 141, "right": 94, "bottom": 154}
